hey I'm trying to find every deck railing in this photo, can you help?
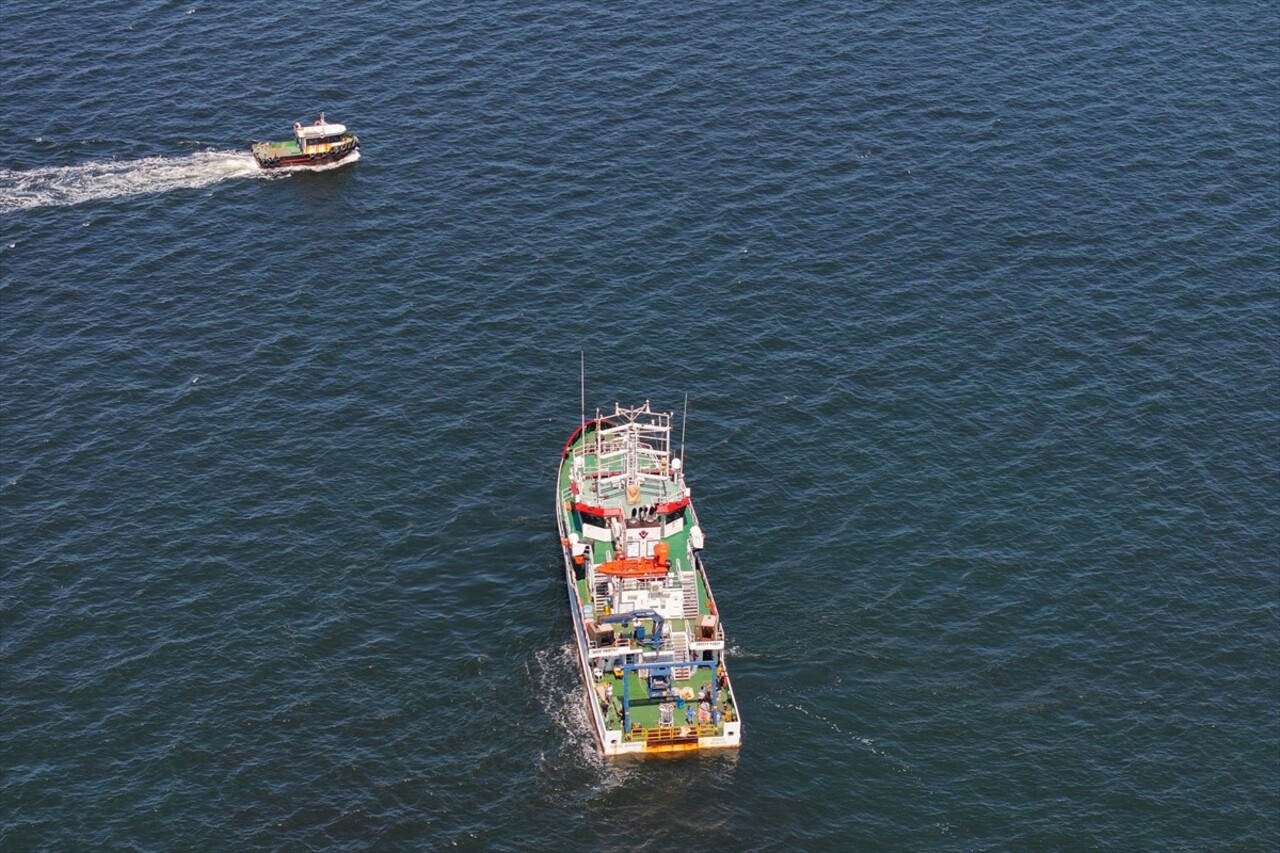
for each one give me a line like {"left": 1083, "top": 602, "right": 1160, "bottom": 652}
{"left": 628, "top": 723, "right": 719, "bottom": 744}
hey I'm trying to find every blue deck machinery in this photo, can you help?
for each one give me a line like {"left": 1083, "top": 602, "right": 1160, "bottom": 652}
{"left": 598, "top": 609, "right": 722, "bottom": 733}
{"left": 598, "top": 609, "right": 665, "bottom": 651}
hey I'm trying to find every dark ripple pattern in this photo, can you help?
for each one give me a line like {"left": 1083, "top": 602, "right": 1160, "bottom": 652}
{"left": 2, "top": 0, "right": 1278, "bottom": 849}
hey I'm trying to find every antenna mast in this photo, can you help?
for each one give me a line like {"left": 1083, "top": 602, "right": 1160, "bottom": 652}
{"left": 679, "top": 392, "right": 689, "bottom": 462}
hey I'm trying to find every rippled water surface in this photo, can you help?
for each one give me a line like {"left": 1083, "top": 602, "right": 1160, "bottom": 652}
{"left": 2, "top": 1, "right": 1277, "bottom": 849}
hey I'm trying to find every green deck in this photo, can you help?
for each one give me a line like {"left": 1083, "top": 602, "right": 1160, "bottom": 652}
{"left": 592, "top": 665, "right": 738, "bottom": 735}
{"left": 251, "top": 139, "right": 303, "bottom": 157}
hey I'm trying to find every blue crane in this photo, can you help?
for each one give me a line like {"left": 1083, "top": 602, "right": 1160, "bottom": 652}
{"left": 598, "top": 609, "right": 665, "bottom": 651}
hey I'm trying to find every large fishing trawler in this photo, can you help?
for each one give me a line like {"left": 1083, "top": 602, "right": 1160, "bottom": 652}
{"left": 556, "top": 401, "right": 742, "bottom": 756}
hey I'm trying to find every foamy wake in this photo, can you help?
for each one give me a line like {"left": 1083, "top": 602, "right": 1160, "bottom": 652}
{"left": 534, "top": 643, "right": 603, "bottom": 768}
{"left": 0, "top": 150, "right": 267, "bottom": 213}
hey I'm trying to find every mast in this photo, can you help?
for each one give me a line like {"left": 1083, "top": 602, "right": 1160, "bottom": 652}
{"left": 679, "top": 392, "right": 689, "bottom": 464}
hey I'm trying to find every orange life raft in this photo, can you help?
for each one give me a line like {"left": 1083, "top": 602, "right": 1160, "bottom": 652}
{"left": 596, "top": 557, "right": 668, "bottom": 578}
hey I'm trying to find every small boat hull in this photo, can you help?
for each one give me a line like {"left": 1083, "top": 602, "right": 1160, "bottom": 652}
{"left": 250, "top": 116, "right": 360, "bottom": 170}
{"left": 250, "top": 137, "right": 360, "bottom": 170}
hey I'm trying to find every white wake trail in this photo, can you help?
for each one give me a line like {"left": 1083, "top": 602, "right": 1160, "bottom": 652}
{"left": 0, "top": 150, "right": 266, "bottom": 213}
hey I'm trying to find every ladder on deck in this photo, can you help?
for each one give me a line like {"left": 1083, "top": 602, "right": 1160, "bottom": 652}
{"left": 593, "top": 579, "right": 610, "bottom": 618}
{"left": 673, "top": 568, "right": 699, "bottom": 679}
{"left": 680, "top": 569, "right": 699, "bottom": 619}
{"left": 671, "top": 631, "right": 691, "bottom": 679}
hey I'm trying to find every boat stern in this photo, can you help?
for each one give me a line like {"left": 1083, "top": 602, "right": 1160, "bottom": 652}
{"left": 249, "top": 139, "right": 297, "bottom": 168}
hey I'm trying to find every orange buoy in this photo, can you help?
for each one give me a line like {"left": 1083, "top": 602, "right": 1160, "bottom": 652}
{"left": 654, "top": 541, "right": 670, "bottom": 566}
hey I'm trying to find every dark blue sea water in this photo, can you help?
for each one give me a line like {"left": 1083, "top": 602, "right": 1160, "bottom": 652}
{"left": 2, "top": 1, "right": 1278, "bottom": 849}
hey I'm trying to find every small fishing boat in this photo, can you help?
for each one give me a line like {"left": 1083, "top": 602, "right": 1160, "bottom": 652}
{"left": 250, "top": 114, "right": 359, "bottom": 170}
{"left": 556, "top": 400, "right": 742, "bottom": 756}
